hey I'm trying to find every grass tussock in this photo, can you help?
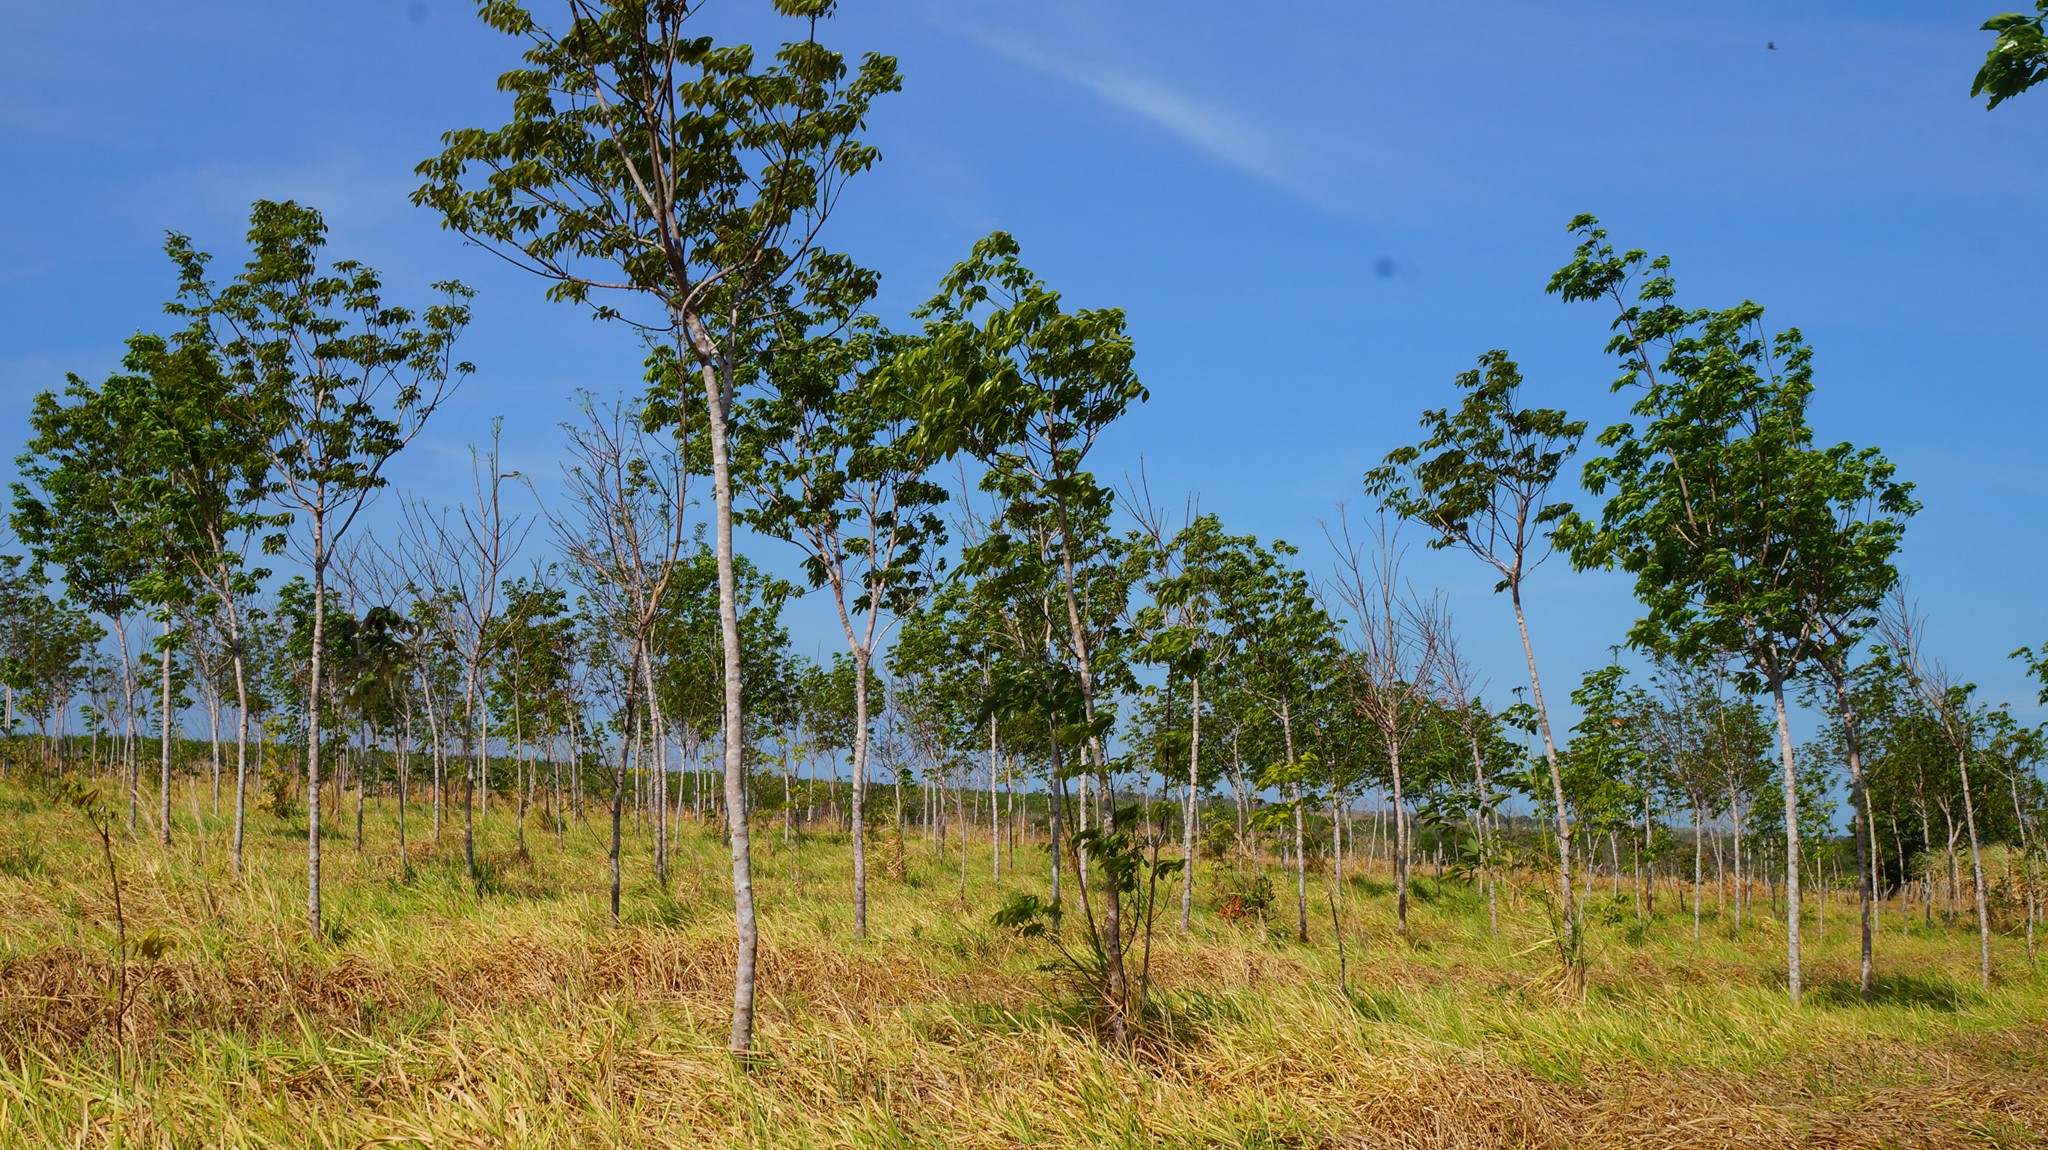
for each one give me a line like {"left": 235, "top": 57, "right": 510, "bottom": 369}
{"left": 0, "top": 778, "right": 2044, "bottom": 1148}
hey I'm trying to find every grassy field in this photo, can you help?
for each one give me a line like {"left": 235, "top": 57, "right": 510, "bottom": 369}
{"left": 1, "top": 778, "right": 2044, "bottom": 1149}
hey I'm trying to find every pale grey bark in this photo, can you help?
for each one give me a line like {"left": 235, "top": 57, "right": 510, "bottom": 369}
{"left": 989, "top": 711, "right": 1000, "bottom": 883}
{"left": 1180, "top": 674, "right": 1200, "bottom": 932}
{"left": 1768, "top": 671, "right": 1802, "bottom": 1005}
{"left": 1825, "top": 668, "right": 1877, "bottom": 1001}
{"left": 1958, "top": 748, "right": 1993, "bottom": 988}
{"left": 230, "top": 628, "right": 251, "bottom": 875}
{"left": 693, "top": 344, "right": 759, "bottom": 1054}
{"left": 2010, "top": 771, "right": 2037, "bottom": 966}
{"left": 1884, "top": 600, "right": 1993, "bottom": 988}
{"left": 1512, "top": 584, "right": 1574, "bottom": 934}
{"left": 158, "top": 615, "right": 173, "bottom": 846}
{"left": 307, "top": 517, "right": 328, "bottom": 939}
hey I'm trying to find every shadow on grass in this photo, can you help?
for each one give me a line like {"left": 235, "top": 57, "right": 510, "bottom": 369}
{"left": 925, "top": 981, "right": 1255, "bottom": 1062}
{"left": 1344, "top": 984, "right": 1406, "bottom": 1023}
{"left": 1347, "top": 874, "right": 1393, "bottom": 898}
{"left": 621, "top": 882, "right": 697, "bottom": 928}
{"left": 1808, "top": 971, "right": 1974, "bottom": 1012}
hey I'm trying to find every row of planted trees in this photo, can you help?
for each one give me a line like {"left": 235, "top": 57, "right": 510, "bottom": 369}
{"left": 3, "top": 1, "right": 2046, "bottom": 1052}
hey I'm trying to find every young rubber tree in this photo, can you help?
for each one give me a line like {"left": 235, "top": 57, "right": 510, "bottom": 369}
{"left": 1211, "top": 533, "right": 1339, "bottom": 945}
{"left": 1881, "top": 599, "right": 1995, "bottom": 988}
{"left": 1365, "top": 349, "right": 1588, "bottom": 946}
{"left": 0, "top": 557, "right": 103, "bottom": 771}
{"left": 1806, "top": 505, "right": 1915, "bottom": 999}
{"left": 1430, "top": 622, "right": 1510, "bottom": 937}
{"left": 549, "top": 390, "right": 690, "bottom": 923}
{"left": 116, "top": 334, "right": 279, "bottom": 868}
{"left": 14, "top": 351, "right": 166, "bottom": 829}
{"left": 416, "top": 0, "right": 897, "bottom": 1052}
{"left": 1128, "top": 509, "right": 1230, "bottom": 932}
{"left": 1549, "top": 214, "right": 1914, "bottom": 1005}
{"left": 15, "top": 332, "right": 277, "bottom": 847}
{"left": 901, "top": 231, "right": 1148, "bottom": 1042}
{"left": 743, "top": 320, "right": 948, "bottom": 938}
{"left": 1981, "top": 707, "right": 2043, "bottom": 963}
{"left": 402, "top": 430, "right": 530, "bottom": 882}
{"left": 0, "top": 556, "right": 32, "bottom": 759}
{"left": 1325, "top": 509, "right": 1441, "bottom": 937}
{"left": 167, "top": 199, "right": 469, "bottom": 939}
{"left": 487, "top": 572, "right": 575, "bottom": 856}
{"left": 911, "top": 484, "right": 1074, "bottom": 902}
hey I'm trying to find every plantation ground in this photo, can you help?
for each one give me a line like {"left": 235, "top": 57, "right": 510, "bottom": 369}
{"left": 1, "top": 780, "right": 2044, "bottom": 1149}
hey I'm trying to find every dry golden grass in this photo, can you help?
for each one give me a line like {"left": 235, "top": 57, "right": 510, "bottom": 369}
{"left": 1, "top": 778, "right": 2044, "bottom": 1148}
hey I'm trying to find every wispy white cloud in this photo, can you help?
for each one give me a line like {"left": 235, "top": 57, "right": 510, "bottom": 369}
{"left": 949, "top": 19, "right": 1373, "bottom": 216}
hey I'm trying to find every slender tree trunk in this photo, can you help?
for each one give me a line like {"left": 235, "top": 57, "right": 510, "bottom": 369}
{"left": 465, "top": 676, "right": 483, "bottom": 881}
{"left": 610, "top": 684, "right": 636, "bottom": 927}
{"left": 1641, "top": 792, "right": 1653, "bottom": 918}
{"left": 355, "top": 722, "right": 366, "bottom": 852}
{"left": 1829, "top": 673, "right": 1876, "bottom": 1002}
{"left": 1467, "top": 723, "right": 1497, "bottom": 938}
{"left": 398, "top": 709, "right": 410, "bottom": 872}
{"left": 1955, "top": 746, "right": 1993, "bottom": 989}
{"left": 1693, "top": 800, "right": 1704, "bottom": 941}
{"left": 655, "top": 716, "right": 668, "bottom": 884}
{"left": 1390, "top": 735, "right": 1408, "bottom": 935}
{"left": 1888, "top": 819, "right": 1906, "bottom": 934}
{"left": 1049, "top": 759, "right": 1063, "bottom": 908}
{"left": 1610, "top": 832, "right": 1621, "bottom": 899}
{"left": 159, "top": 615, "right": 173, "bottom": 846}
{"left": 852, "top": 652, "right": 872, "bottom": 938}
{"left": 1919, "top": 804, "right": 1935, "bottom": 930}
{"left": 514, "top": 691, "right": 527, "bottom": 857}
{"left": 781, "top": 728, "right": 794, "bottom": 866}
{"left": 1510, "top": 584, "right": 1575, "bottom": 938}
{"left": 990, "top": 715, "right": 1000, "bottom": 883}
{"left": 1714, "top": 818, "right": 1726, "bottom": 920}
{"left": 205, "top": 683, "right": 221, "bottom": 818}
{"left": 1050, "top": 496, "right": 1127, "bottom": 1046}
{"left": 114, "top": 613, "right": 137, "bottom": 831}
{"left": 638, "top": 657, "right": 665, "bottom": 887}
{"left": 426, "top": 682, "right": 444, "bottom": 839}
{"left": 306, "top": 527, "right": 329, "bottom": 939}
{"left": 1583, "top": 827, "right": 1594, "bottom": 911}
{"left": 692, "top": 347, "right": 758, "bottom": 1054}
{"left": 231, "top": 647, "right": 250, "bottom": 876}
{"left": 1180, "top": 674, "right": 1201, "bottom": 932}
{"left": 1732, "top": 789, "right": 1746, "bottom": 931}
{"left": 1942, "top": 805, "right": 1960, "bottom": 923}
{"left": 1280, "top": 700, "right": 1307, "bottom": 943}
{"left": 1768, "top": 671, "right": 1802, "bottom": 1005}
{"left": 1328, "top": 789, "right": 1348, "bottom": 992}
{"left": 2011, "top": 771, "right": 2037, "bottom": 967}
{"left": 1230, "top": 734, "right": 1248, "bottom": 870}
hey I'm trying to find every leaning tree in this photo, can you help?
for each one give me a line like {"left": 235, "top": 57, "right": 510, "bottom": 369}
{"left": 1365, "top": 348, "right": 1589, "bottom": 951}
{"left": 1549, "top": 214, "right": 1914, "bottom": 1006}
{"left": 901, "top": 232, "right": 1150, "bottom": 1042}
{"left": 167, "top": 199, "right": 469, "bottom": 939}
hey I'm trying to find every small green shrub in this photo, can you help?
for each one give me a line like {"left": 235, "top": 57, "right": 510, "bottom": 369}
{"left": 1217, "top": 874, "right": 1276, "bottom": 924}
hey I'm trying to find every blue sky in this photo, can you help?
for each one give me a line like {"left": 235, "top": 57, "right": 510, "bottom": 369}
{"left": 3, "top": 0, "right": 2044, "bottom": 735}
